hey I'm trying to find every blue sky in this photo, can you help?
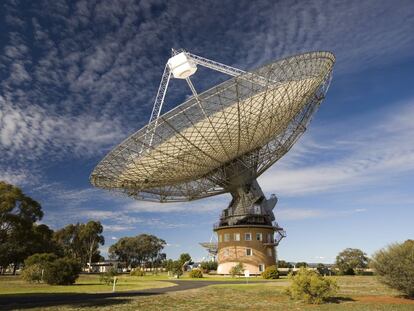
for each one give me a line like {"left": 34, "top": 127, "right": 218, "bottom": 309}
{"left": 1, "top": 0, "right": 413, "bottom": 263}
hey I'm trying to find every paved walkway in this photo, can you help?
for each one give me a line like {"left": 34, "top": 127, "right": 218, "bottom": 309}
{"left": 0, "top": 280, "right": 263, "bottom": 310}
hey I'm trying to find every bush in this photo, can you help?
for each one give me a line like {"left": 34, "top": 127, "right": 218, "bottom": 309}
{"left": 43, "top": 258, "right": 81, "bottom": 285}
{"left": 189, "top": 269, "right": 203, "bottom": 278}
{"left": 370, "top": 240, "right": 414, "bottom": 298}
{"left": 21, "top": 253, "right": 58, "bottom": 283}
{"left": 286, "top": 268, "right": 338, "bottom": 304}
{"left": 100, "top": 267, "right": 118, "bottom": 285}
{"left": 130, "top": 269, "right": 145, "bottom": 277}
{"left": 261, "top": 265, "right": 279, "bottom": 279}
{"left": 229, "top": 262, "right": 244, "bottom": 277}
{"left": 21, "top": 264, "right": 43, "bottom": 283}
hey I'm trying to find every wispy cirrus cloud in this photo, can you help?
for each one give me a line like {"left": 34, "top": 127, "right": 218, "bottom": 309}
{"left": 0, "top": 97, "right": 127, "bottom": 164}
{"left": 124, "top": 196, "right": 227, "bottom": 214}
{"left": 1, "top": 0, "right": 413, "bottom": 174}
{"left": 260, "top": 100, "right": 414, "bottom": 197}
{"left": 0, "top": 167, "right": 34, "bottom": 185}
{"left": 277, "top": 207, "right": 367, "bottom": 221}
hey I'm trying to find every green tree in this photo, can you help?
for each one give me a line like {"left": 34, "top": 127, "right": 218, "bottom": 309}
{"left": 29, "top": 224, "right": 61, "bottom": 256}
{"left": 335, "top": 248, "right": 368, "bottom": 275}
{"left": 109, "top": 234, "right": 166, "bottom": 270}
{"left": 54, "top": 221, "right": 105, "bottom": 268}
{"left": 170, "top": 260, "right": 183, "bottom": 278}
{"left": 0, "top": 181, "right": 43, "bottom": 274}
{"left": 296, "top": 262, "right": 308, "bottom": 268}
{"left": 370, "top": 240, "right": 414, "bottom": 298}
{"left": 179, "top": 253, "right": 192, "bottom": 265}
{"left": 53, "top": 223, "right": 82, "bottom": 260}
{"left": 200, "top": 261, "right": 218, "bottom": 272}
{"left": 277, "top": 260, "right": 293, "bottom": 268}
{"left": 316, "top": 263, "right": 329, "bottom": 276}
{"left": 79, "top": 221, "right": 105, "bottom": 271}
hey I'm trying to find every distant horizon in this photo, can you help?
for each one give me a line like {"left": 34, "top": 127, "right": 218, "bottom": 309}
{"left": 1, "top": 0, "right": 413, "bottom": 264}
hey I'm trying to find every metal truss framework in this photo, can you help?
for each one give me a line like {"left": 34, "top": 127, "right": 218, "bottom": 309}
{"left": 143, "top": 49, "right": 269, "bottom": 150}
{"left": 90, "top": 51, "right": 335, "bottom": 203}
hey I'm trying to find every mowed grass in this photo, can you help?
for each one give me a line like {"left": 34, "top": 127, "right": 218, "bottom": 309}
{"left": 0, "top": 274, "right": 175, "bottom": 295}
{"left": 4, "top": 275, "right": 413, "bottom": 311}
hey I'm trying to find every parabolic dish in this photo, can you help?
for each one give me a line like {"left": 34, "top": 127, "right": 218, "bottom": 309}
{"left": 90, "top": 51, "right": 335, "bottom": 202}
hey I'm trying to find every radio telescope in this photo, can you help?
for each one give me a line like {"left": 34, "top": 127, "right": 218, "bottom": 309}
{"left": 90, "top": 49, "right": 335, "bottom": 274}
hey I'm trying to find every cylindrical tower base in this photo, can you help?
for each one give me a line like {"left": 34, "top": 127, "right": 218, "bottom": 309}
{"left": 214, "top": 225, "right": 278, "bottom": 275}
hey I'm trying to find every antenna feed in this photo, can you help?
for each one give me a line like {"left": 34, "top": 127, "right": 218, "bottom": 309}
{"left": 167, "top": 52, "right": 197, "bottom": 79}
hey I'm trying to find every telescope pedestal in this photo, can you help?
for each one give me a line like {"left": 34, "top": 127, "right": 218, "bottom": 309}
{"left": 214, "top": 180, "right": 285, "bottom": 275}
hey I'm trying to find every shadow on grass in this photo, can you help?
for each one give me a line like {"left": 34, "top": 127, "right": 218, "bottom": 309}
{"left": 0, "top": 291, "right": 160, "bottom": 311}
{"left": 326, "top": 296, "right": 355, "bottom": 303}
{"left": 0, "top": 279, "right": 262, "bottom": 310}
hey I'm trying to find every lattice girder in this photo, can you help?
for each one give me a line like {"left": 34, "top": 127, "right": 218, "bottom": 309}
{"left": 90, "top": 51, "right": 335, "bottom": 202}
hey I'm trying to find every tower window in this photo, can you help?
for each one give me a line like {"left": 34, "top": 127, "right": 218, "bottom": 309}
{"left": 256, "top": 233, "right": 262, "bottom": 241}
{"left": 234, "top": 233, "right": 240, "bottom": 241}
{"left": 246, "top": 248, "right": 252, "bottom": 256}
{"left": 259, "top": 264, "right": 265, "bottom": 272}
{"left": 224, "top": 233, "right": 230, "bottom": 242}
{"left": 267, "top": 233, "right": 273, "bottom": 243}
{"left": 267, "top": 248, "right": 273, "bottom": 257}
{"left": 219, "top": 235, "right": 222, "bottom": 242}
{"left": 245, "top": 233, "right": 252, "bottom": 241}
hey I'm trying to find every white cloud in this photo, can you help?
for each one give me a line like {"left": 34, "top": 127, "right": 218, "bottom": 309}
{"left": 124, "top": 196, "right": 227, "bottom": 214}
{"left": 103, "top": 224, "right": 135, "bottom": 232}
{"left": 260, "top": 101, "right": 414, "bottom": 197}
{"left": 277, "top": 207, "right": 368, "bottom": 221}
{"left": 1, "top": 0, "right": 413, "bottom": 169}
{"left": 0, "top": 97, "right": 127, "bottom": 164}
{"left": 0, "top": 168, "right": 34, "bottom": 186}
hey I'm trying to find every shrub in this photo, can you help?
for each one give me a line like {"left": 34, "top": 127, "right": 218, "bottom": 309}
{"left": 100, "top": 267, "right": 118, "bottom": 285}
{"left": 286, "top": 267, "right": 338, "bottom": 304}
{"left": 229, "top": 262, "right": 244, "bottom": 277}
{"left": 261, "top": 265, "right": 279, "bottom": 279}
{"left": 370, "top": 240, "right": 414, "bottom": 298}
{"left": 43, "top": 257, "right": 81, "bottom": 285}
{"left": 130, "top": 269, "right": 145, "bottom": 277}
{"left": 21, "top": 264, "right": 43, "bottom": 283}
{"left": 21, "top": 253, "right": 58, "bottom": 283}
{"left": 189, "top": 269, "right": 203, "bottom": 278}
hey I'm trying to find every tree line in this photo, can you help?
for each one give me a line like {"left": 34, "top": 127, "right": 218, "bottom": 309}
{"left": 0, "top": 181, "right": 106, "bottom": 273}
{"left": 0, "top": 181, "right": 166, "bottom": 274}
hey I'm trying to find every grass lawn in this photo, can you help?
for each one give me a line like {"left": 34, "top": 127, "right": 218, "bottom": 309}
{"left": 128, "top": 280, "right": 414, "bottom": 311}
{"left": 2, "top": 275, "right": 413, "bottom": 310}
{"left": 0, "top": 274, "right": 175, "bottom": 295}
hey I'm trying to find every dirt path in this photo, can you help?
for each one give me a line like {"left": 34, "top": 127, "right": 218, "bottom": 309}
{"left": 0, "top": 280, "right": 265, "bottom": 310}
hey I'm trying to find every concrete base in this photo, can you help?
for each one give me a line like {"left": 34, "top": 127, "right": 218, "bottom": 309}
{"left": 217, "top": 262, "right": 262, "bottom": 275}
